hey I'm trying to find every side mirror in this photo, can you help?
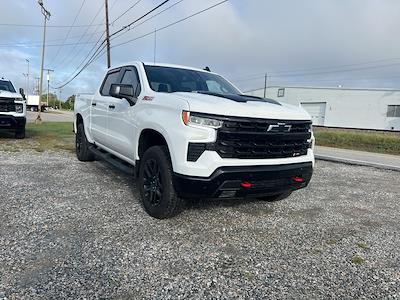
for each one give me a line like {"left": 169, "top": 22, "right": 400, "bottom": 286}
{"left": 19, "top": 88, "right": 26, "bottom": 100}
{"left": 109, "top": 84, "right": 136, "bottom": 106}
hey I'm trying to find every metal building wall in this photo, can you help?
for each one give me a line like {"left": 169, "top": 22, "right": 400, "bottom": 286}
{"left": 247, "top": 87, "right": 400, "bottom": 131}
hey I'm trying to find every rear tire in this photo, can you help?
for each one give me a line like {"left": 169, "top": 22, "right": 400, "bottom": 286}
{"left": 76, "top": 123, "right": 95, "bottom": 161}
{"left": 15, "top": 127, "right": 25, "bottom": 139}
{"left": 258, "top": 191, "right": 292, "bottom": 202}
{"left": 138, "top": 145, "right": 182, "bottom": 219}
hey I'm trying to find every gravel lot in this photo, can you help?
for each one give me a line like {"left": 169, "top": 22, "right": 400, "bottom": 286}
{"left": 0, "top": 150, "right": 399, "bottom": 299}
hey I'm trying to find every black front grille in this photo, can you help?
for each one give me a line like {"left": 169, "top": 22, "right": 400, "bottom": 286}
{"left": 216, "top": 117, "right": 312, "bottom": 159}
{"left": 0, "top": 103, "right": 15, "bottom": 112}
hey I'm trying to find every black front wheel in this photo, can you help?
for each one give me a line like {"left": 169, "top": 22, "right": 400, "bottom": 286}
{"left": 15, "top": 127, "right": 25, "bottom": 139}
{"left": 76, "top": 123, "right": 95, "bottom": 161}
{"left": 138, "top": 145, "right": 182, "bottom": 219}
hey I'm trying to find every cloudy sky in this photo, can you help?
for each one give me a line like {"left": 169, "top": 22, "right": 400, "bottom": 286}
{"left": 1, "top": 0, "right": 400, "bottom": 98}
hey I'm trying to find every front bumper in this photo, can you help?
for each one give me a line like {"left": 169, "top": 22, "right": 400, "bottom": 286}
{"left": 0, "top": 115, "right": 26, "bottom": 129}
{"left": 173, "top": 162, "right": 313, "bottom": 199}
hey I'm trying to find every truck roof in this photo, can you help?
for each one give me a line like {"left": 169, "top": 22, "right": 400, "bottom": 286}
{"left": 111, "top": 61, "right": 217, "bottom": 75}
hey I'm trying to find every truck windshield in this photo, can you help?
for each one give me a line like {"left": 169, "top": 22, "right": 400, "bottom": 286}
{"left": 0, "top": 80, "right": 16, "bottom": 93}
{"left": 144, "top": 65, "right": 241, "bottom": 94}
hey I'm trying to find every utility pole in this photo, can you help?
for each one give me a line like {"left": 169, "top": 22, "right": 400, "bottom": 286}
{"left": 43, "top": 68, "right": 54, "bottom": 108}
{"left": 35, "top": 77, "right": 40, "bottom": 95}
{"left": 58, "top": 88, "right": 62, "bottom": 110}
{"left": 105, "top": 0, "right": 111, "bottom": 68}
{"left": 37, "top": 0, "right": 51, "bottom": 123}
{"left": 22, "top": 73, "right": 28, "bottom": 94}
{"left": 263, "top": 73, "right": 268, "bottom": 98}
{"left": 26, "top": 59, "right": 30, "bottom": 95}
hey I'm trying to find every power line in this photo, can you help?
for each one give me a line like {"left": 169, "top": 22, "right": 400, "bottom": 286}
{"left": 112, "top": 0, "right": 229, "bottom": 48}
{"left": 54, "top": 0, "right": 119, "bottom": 71}
{"left": 232, "top": 62, "right": 400, "bottom": 83}
{"left": 110, "top": 0, "right": 172, "bottom": 39}
{"left": 0, "top": 29, "right": 105, "bottom": 47}
{"left": 111, "top": 0, "right": 144, "bottom": 25}
{"left": 232, "top": 57, "right": 400, "bottom": 82}
{"left": 48, "top": 0, "right": 88, "bottom": 66}
{"left": 55, "top": 33, "right": 107, "bottom": 89}
{"left": 110, "top": 0, "right": 186, "bottom": 42}
{"left": 0, "top": 23, "right": 104, "bottom": 28}
{"left": 51, "top": 1, "right": 104, "bottom": 69}
{"left": 0, "top": 41, "right": 97, "bottom": 48}
{"left": 55, "top": 0, "right": 229, "bottom": 88}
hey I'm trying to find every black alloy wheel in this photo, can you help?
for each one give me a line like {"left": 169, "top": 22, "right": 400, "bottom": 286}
{"left": 138, "top": 145, "right": 182, "bottom": 219}
{"left": 142, "top": 158, "right": 163, "bottom": 206}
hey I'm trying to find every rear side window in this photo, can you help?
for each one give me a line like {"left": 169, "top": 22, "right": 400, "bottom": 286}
{"left": 100, "top": 70, "right": 120, "bottom": 96}
{"left": 121, "top": 68, "right": 141, "bottom": 97}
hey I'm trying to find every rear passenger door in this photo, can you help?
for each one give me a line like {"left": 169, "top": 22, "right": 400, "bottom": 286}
{"left": 91, "top": 68, "right": 122, "bottom": 147}
{"left": 107, "top": 66, "right": 142, "bottom": 160}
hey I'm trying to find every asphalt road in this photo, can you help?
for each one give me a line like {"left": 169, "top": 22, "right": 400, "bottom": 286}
{"left": 26, "top": 110, "right": 74, "bottom": 123}
{"left": 0, "top": 150, "right": 399, "bottom": 299}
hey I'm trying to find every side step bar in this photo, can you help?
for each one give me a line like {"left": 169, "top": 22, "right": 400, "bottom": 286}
{"left": 89, "top": 146, "right": 135, "bottom": 176}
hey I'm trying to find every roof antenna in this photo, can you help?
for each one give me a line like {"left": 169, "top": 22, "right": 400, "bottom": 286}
{"left": 153, "top": 28, "right": 157, "bottom": 64}
{"left": 204, "top": 66, "right": 211, "bottom": 72}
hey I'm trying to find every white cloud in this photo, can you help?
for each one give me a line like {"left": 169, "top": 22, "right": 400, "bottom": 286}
{"left": 1, "top": 0, "right": 400, "bottom": 96}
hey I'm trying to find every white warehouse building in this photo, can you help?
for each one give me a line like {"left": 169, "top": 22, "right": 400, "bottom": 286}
{"left": 247, "top": 86, "right": 400, "bottom": 131}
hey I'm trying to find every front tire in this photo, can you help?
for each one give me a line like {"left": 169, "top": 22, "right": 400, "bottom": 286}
{"left": 15, "top": 127, "right": 25, "bottom": 139}
{"left": 76, "top": 123, "right": 95, "bottom": 161}
{"left": 138, "top": 145, "right": 182, "bottom": 219}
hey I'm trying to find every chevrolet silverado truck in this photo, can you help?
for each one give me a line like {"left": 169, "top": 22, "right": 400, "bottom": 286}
{"left": 74, "top": 62, "right": 314, "bottom": 219}
{"left": 0, "top": 78, "right": 26, "bottom": 139}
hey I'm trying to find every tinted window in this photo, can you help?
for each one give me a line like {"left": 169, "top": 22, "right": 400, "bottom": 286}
{"left": 101, "top": 71, "right": 120, "bottom": 96}
{"left": 144, "top": 65, "right": 240, "bottom": 94}
{"left": 0, "top": 80, "right": 16, "bottom": 93}
{"left": 121, "top": 68, "right": 141, "bottom": 97}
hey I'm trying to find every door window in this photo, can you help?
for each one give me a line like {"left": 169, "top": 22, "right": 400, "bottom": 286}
{"left": 100, "top": 70, "right": 120, "bottom": 96}
{"left": 121, "top": 68, "right": 141, "bottom": 97}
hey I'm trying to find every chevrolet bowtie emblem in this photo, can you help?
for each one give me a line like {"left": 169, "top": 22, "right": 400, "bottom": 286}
{"left": 267, "top": 123, "right": 292, "bottom": 133}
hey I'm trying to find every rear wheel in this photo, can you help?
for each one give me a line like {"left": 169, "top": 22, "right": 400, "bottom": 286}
{"left": 258, "top": 191, "right": 292, "bottom": 202}
{"left": 138, "top": 145, "right": 182, "bottom": 219}
{"left": 76, "top": 123, "right": 95, "bottom": 161}
{"left": 15, "top": 127, "right": 25, "bottom": 139}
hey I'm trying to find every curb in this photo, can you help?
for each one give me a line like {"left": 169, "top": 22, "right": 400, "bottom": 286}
{"left": 315, "top": 154, "right": 400, "bottom": 172}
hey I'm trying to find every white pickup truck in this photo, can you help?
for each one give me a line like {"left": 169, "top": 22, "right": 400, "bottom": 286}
{"left": 0, "top": 78, "right": 26, "bottom": 139}
{"left": 74, "top": 62, "right": 314, "bottom": 219}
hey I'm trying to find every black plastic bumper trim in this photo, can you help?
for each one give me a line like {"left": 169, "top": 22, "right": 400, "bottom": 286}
{"left": 0, "top": 116, "right": 26, "bottom": 129}
{"left": 173, "top": 162, "right": 313, "bottom": 199}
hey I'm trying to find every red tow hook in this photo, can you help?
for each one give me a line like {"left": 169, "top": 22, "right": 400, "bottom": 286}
{"left": 240, "top": 181, "right": 253, "bottom": 188}
{"left": 292, "top": 176, "right": 304, "bottom": 183}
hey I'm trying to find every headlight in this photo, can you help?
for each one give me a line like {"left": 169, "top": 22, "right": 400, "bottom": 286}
{"left": 182, "top": 111, "right": 223, "bottom": 129}
{"left": 15, "top": 104, "right": 23, "bottom": 113}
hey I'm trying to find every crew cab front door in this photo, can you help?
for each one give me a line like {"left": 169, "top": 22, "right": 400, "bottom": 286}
{"left": 107, "top": 66, "right": 142, "bottom": 160}
{"left": 90, "top": 68, "right": 122, "bottom": 147}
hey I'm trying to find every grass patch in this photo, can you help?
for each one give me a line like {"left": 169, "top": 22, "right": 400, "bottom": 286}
{"left": 314, "top": 128, "right": 400, "bottom": 155}
{"left": 0, "top": 122, "right": 74, "bottom": 153}
{"left": 356, "top": 242, "right": 369, "bottom": 250}
{"left": 351, "top": 254, "right": 365, "bottom": 265}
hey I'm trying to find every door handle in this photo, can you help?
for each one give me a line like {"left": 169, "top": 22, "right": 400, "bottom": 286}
{"left": 91, "top": 102, "right": 97, "bottom": 106}
{"left": 109, "top": 104, "right": 115, "bottom": 109}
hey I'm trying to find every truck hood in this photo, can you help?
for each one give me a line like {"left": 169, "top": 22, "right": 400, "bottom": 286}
{"left": 0, "top": 90, "right": 22, "bottom": 100}
{"left": 174, "top": 92, "right": 311, "bottom": 120}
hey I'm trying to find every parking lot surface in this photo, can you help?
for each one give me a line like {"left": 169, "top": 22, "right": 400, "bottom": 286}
{"left": 0, "top": 150, "right": 399, "bottom": 299}
{"left": 26, "top": 111, "right": 74, "bottom": 123}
